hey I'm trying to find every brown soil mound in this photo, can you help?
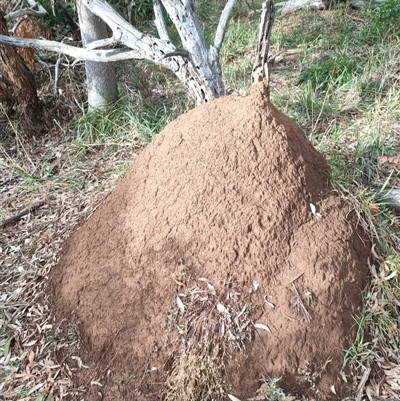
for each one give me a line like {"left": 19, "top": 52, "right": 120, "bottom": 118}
{"left": 48, "top": 84, "right": 370, "bottom": 401}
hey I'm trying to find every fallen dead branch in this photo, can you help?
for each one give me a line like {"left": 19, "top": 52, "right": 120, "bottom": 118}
{"left": 1, "top": 200, "right": 45, "bottom": 228}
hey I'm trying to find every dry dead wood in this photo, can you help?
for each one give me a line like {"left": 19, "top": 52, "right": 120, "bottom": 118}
{"left": 252, "top": 0, "right": 275, "bottom": 87}
{"left": 1, "top": 200, "right": 46, "bottom": 228}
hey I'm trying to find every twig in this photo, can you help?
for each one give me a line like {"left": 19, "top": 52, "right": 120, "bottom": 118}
{"left": 371, "top": 395, "right": 398, "bottom": 401}
{"left": 6, "top": 0, "right": 48, "bottom": 22}
{"left": 251, "top": 0, "right": 275, "bottom": 86}
{"left": 1, "top": 200, "right": 45, "bottom": 228}
{"left": 292, "top": 283, "right": 312, "bottom": 322}
{"left": 0, "top": 35, "right": 143, "bottom": 62}
{"left": 0, "top": 176, "right": 18, "bottom": 186}
{"left": 355, "top": 366, "right": 371, "bottom": 401}
{"left": 285, "top": 271, "right": 304, "bottom": 286}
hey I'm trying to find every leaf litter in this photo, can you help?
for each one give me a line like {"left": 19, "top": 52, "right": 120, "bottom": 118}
{"left": 165, "top": 278, "right": 256, "bottom": 401}
{"left": 0, "top": 124, "right": 140, "bottom": 400}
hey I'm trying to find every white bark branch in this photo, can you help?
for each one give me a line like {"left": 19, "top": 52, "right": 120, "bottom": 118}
{"left": 214, "top": 0, "right": 238, "bottom": 53}
{"left": 153, "top": 0, "right": 170, "bottom": 42}
{"left": 5, "top": 9, "right": 45, "bottom": 21}
{"left": 26, "top": 0, "right": 47, "bottom": 15}
{"left": 276, "top": 0, "right": 333, "bottom": 15}
{"left": 80, "top": 0, "right": 176, "bottom": 60}
{"left": 0, "top": 34, "right": 142, "bottom": 61}
{"left": 83, "top": 0, "right": 225, "bottom": 100}
{"left": 5, "top": 0, "right": 48, "bottom": 21}
{"left": 85, "top": 37, "right": 119, "bottom": 49}
{"left": 161, "top": 0, "right": 208, "bottom": 59}
{"left": 160, "top": 0, "right": 225, "bottom": 98}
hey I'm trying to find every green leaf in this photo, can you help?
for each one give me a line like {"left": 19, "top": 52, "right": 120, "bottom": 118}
{"left": 3, "top": 337, "right": 13, "bottom": 357}
{"left": 46, "top": 392, "right": 54, "bottom": 401}
{"left": 27, "top": 382, "right": 44, "bottom": 395}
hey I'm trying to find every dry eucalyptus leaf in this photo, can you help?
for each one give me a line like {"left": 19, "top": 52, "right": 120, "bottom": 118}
{"left": 28, "top": 350, "right": 35, "bottom": 367}
{"left": 217, "top": 303, "right": 229, "bottom": 314}
{"left": 254, "top": 323, "right": 271, "bottom": 333}
{"left": 176, "top": 296, "right": 185, "bottom": 312}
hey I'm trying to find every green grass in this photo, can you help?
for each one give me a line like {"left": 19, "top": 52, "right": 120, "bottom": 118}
{"left": 220, "top": 21, "right": 258, "bottom": 94}
{"left": 74, "top": 100, "right": 173, "bottom": 144}
{"left": 259, "top": 377, "right": 287, "bottom": 401}
{"left": 343, "top": 313, "right": 372, "bottom": 368}
{"left": 296, "top": 55, "right": 359, "bottom": 91}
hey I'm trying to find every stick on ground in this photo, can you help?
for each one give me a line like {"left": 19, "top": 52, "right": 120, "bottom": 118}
{"left": 1, "top": 200, "right": 45, "bottom": 228}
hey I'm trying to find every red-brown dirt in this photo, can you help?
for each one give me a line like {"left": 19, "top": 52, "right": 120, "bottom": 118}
{"left": 48, "top": 84, "right": 370, "bottom": 401}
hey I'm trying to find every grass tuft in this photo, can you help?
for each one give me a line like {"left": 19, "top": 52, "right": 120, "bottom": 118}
{"left": 165, "top": 279, "right": 254, "bottom": 401}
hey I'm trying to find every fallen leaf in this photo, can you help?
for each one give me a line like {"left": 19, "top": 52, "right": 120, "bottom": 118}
{"left": 28, "top": 350, "right": 35, "bottom": 367}
{"left": 254, "top": 323, "right": 271, "bottom": 332}
{"left": 27, "top": 382, "right": 44, "bottom": 395}
{"left": 3, "top": 337, "right": 13, "bottom": 357}
{"left": 383, "top": 271, "right": 397, "bottom": 281}
{"left": 176, "top": 296, "right": 185, "bottom": 312}
{"left": 217, "top": 303, "right": 229, "bottom": 314}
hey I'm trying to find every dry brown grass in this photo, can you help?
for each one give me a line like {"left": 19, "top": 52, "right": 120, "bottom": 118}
{"left": 165, "top": 279, "right": 254, "bottom": 401}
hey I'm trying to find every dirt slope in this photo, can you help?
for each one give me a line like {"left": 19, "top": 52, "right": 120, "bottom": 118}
{"left": 48, "top": 84, "right": 370, "bottom": 401}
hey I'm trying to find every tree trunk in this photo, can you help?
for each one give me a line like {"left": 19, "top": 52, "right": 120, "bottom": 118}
{"left": 160, "top": 0, "right": 226, "bottom": 101}
{"left": 77, "top": 0, "right": 118, "bottom": 109}
{"left": 0, "top": 12, "right": 46, "bottom": 135}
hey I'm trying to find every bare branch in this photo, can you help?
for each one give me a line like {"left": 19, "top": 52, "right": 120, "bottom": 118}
{"left": 80, "top": 0, "right": 176, "bottom": 59}
{"left": 252, "top": 0, "right": 275, "bottom": 87}
{"left": 160, "top": 0, "right": 208, "bottom": 57}
{"left": 85, "top": 37, "right": 119, "bottom": 49}
{"left": 153, "top": 0, "right": 170, "bottom": 42}
{"left": 26, "top": 0, "right": 47, "bottom": 15}
{"left": 160, "top": 0, "right": 225, "bottom": 98}
{"left": 0, "top": 34, "right": 142, "bottom": 61}
{"left": 214, "top": 0, "right": 238, "bottom": 53}
{"left": 0, "top": 0, "right": 227, "bottom": 104}
{"left": 6, "top": 9, "right": 44, "bottom": 21}
{"left": 275, "top": 0, "right": 330, "bottom": 15}
{"left": 80, "top": 0, "right": 225, "bottom": 101}
{"left": 1, "top": 200, "right": 45, "bottom": 228}
{"left": 5, "top": 0, "right": 47, "bottom": 21}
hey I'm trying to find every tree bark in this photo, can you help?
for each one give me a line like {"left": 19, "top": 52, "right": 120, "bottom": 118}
{"left": 0, "top": 12, "right": 46, "bottom": 135}
{"left": 77, "top": 0, "right": 118, "bottom": 109}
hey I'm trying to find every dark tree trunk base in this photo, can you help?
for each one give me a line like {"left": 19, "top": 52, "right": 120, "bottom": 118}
{"left": 0, "top": 12, "right": 48, "bottom": 136}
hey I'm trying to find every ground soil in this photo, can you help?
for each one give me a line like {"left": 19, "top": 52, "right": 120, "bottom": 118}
{"left": 48, "top": 83, "right": 370, "bottom": 401}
